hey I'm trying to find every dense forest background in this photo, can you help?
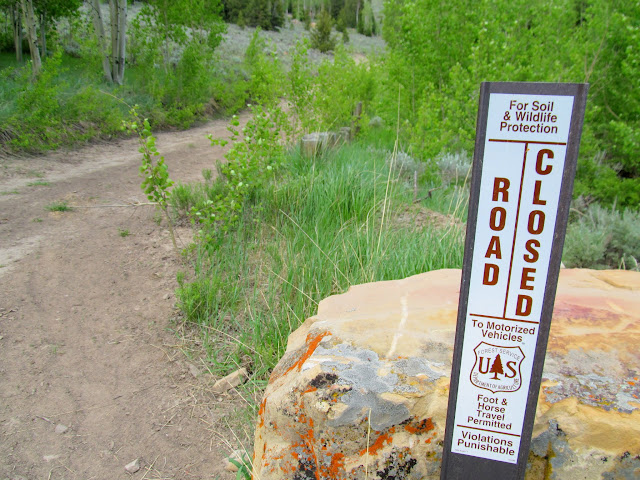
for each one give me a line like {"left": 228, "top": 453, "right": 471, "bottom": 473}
{"left": 0, "top": 0, "right": 638, "bottom": 209}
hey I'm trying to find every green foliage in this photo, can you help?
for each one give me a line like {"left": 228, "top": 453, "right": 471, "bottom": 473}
{"left": 312, "top": 45, "right": 376, "bottom": 130}
{"left": 356, "top": 0, "right": 376, "bottom": 36}
{"left": 177, "top": 141, "right": 464, "bottom": 376}
{"left": 336, "top": 16, "right": 349, "bottom": 43}
{"left": 244, "top": 29, "right": 284, "bottom": 106}
{"left": 228, "top": 452, "right": 252, "bottom": 480}
{"left": 128, "top": 0, "right": 226, "bottom": 125}
{"left": 287, "top": 39, "right": 313, "bottom": 131}
{"left": 2, "top": 49, "right": 124, "bottom": 151}
{"left": 191, "top": 104, "right": 289, "bottom": 240}
{"left": 380, "top": 0, "right": 640, "bottom": 207}
{"left": 563, "top": 204, "right": 640, "bottom": 270}
{"left": 286, "top": 41, "right": 377, "bottom": 134}
{"left": 122, "top": 107, "right": 177, "bottom": 251}
{"left": 222, "top": 0, "right": 284, "bottom": 30}
{"left": 310, "top": 9, "right": 336, "bottom": 53}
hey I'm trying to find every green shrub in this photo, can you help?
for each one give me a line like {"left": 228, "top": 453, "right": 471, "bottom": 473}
{"left": 563, "top": 204, "right": 640, "bottom": 270}
{"left": 380, "top": 0, "right": 640, "bottom": 207}
{"left": 244, "top": 29, "right": 284, "bottom": 106}
{"left": 311, "top": 45, "right": 376, "bottom": 131}
{"left": 310, "top": 10, "right": 336, "bottom": 53}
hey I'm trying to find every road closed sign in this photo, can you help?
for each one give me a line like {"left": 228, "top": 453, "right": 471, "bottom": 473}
{"left": 441, "top": 83, "right": 588, "bottom": 479}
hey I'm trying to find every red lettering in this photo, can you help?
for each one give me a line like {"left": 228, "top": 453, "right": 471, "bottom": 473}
{"left": 536, "top": 149, "right": 553, "bottom": 175}
{"left": 505, "top": 361, "right": 518, "bottom": 378}
{"left": 490, "top": 207, "right": 507, "bottom": 231}
{"left": 524, "top": 239, "right": 540, "bottom": 263}
{"left": 527, "top": 210, "right": 545, "bottom": 234}
{"left": 483, "top": 264, "right": 499, "bottom": 285}
{"left": 532, "top": 180, "right": 546, "bottom": 205}
{"left": 492, "top": 178, "right": 510, "bottom": 202}
{"left": 485, "top": 236, "right": 502, "bottom": 259}
{"left": 516, "top": 295, "right": 533, "bottom": 316}
{"left": 520, "top": 268, "right": 536, "bottom": 290}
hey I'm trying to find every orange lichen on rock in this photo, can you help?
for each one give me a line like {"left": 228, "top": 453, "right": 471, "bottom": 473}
{"left": 257, "top": 397, "right": 267, "bottom": 428}
{"left": 404, "top": 418, "right": 434, "bottom": 435}
{"left": 360, "top": 428, "right": 395, "bottom": 456}
{"left": 324, "top": 452, "right": 345, "bottom": 477}
{"left": 284, "top": 331, "right": 331, "bottom": 377}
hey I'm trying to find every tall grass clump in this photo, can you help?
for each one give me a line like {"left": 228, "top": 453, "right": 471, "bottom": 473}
{"left": 176, "top": 139, "right": 464, "bottom": 379}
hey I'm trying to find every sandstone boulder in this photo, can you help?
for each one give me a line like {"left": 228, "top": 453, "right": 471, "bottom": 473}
{"left": 253, "top": 269, "right": 640, "bottom": 479}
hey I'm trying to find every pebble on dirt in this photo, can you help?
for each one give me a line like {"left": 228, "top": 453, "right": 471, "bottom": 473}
{"left": 54, "top": 423, "right": 68, "bottom": 434}
{"left": 124, "top": 458, "right": 141, "bottom": 473}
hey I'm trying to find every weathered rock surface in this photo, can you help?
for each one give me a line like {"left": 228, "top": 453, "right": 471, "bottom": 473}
{"left": 253, "top": 269, "right": 640, "bottom": 479}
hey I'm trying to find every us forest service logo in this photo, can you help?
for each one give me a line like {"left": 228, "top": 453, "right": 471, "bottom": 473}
{"left": 470, "top": 343, "right": 525, "bottom": 393}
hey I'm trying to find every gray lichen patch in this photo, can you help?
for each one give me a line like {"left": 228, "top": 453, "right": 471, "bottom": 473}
{"left": 529, "top": 420, "right": 572, "bottom": 479}
{"left": 393, "top": 357, "right": 447, "bottom": 381}
{"left": 602, "top": 452, "right": 640, "bottom": 480}
{"left": 313, "top": 343, "right": 412, "bottom": 430}
{"left": 542, "top": 349, "right": 639, "bottom": 412}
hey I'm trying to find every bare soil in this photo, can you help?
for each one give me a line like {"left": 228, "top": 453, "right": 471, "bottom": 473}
{"left": 0, "top": 118, "right": 250, "bottom": 480}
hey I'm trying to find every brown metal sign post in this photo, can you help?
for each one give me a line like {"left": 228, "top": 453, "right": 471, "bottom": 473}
{"left": 441, "top": 82, "right": 588, "bottom": 479}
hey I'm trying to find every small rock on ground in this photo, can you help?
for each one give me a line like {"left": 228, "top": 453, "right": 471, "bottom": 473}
{"left": 124, "top": 458, "right": 141, "bottom": 473}
{"left": 55, "top": 424, "right": 68, "bottom": 434}
{"left": 212, "top": 368, "right": 248, "bottom": 394}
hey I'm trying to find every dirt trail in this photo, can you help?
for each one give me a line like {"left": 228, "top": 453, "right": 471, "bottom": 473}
{"left": 0, "top": 119, "right": 248, "bottom": 480}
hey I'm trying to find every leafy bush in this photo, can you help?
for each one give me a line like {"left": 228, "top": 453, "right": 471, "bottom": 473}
{"left": 563, "top": 204, "right": 640, "bottom": 270}
{"left": 189, "top": 104, "right": 290, "bottom": 240}
{"left": 244, "top": 29, "right": 284, "bottom": 106}
{"left": 380, "top": 0, "right": 640, "bottom": 207}
{"left": 310, "top": 45, "right": 376, "bottom": 131}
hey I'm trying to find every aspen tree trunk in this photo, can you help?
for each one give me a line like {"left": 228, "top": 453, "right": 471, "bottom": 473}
{"left": 115, "top": 0, "right": 127, "bottom": 84}
{"left": 19, "top": 0, "right": 41, "bottom": 78}
{"left": 108, "top": 0, "right": 127, "bottom": 85}
{"left": 109, "top": 0, "right": 117, "bottom": 78}
{"left": 11, "top": 4, "right": 23, "bottom": 63}
{"left": 39, "top": 9, "right": 46, "bottom": 58}
{"left": 89, "top": 0, "right": 113, "bottom": 83}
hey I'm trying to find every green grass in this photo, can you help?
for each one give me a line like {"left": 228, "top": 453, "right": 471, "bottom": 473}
{"left": 176, "top": 141, "right": 464, "bottom": 379}
{"left": 27, "top": 181, "right": 50, "bottom": 186}
{"left": 45, "top": 201, "right": 72, "bottom": 212}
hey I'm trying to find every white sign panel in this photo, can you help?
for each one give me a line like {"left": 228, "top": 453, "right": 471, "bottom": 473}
{"left": 450, "top": 93, "right": 575, "bottom": 463}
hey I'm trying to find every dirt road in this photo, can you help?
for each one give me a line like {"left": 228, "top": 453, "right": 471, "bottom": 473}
{"left": 0, "top": 119, "right": 248, "bottom": 480}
